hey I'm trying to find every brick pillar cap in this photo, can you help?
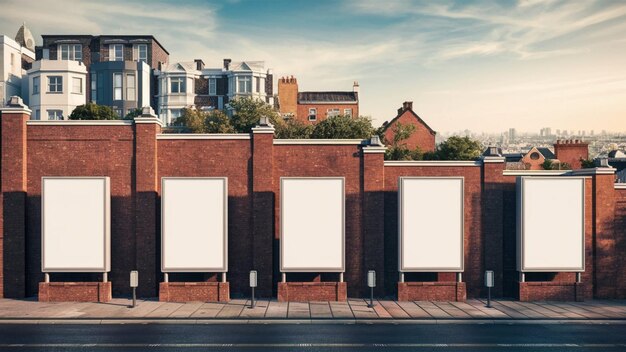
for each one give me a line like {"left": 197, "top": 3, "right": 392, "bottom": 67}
{"left": 1, "top": 95, "right": 31, "bottom": 115}
{"left": 481, "top": 156, "right": 506, "bottom": 163}
{"left": 134, "top": 106, "right": 163, "bottom": 126}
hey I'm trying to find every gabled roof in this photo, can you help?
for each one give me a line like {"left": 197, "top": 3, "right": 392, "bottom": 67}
{"left": 229, "top": 61, "right": 265, "bottom": 72}
{"left": 381, "top": 107, "right": 436, "bottom": 136}
{"left": 298, "top": 91, "right": 358, "bottom": 103}
{"left": 536, "top": 147, "right": 556, "bottom": 159}
{"left": 161, "top": 61, "right": 199, "bottom": 73}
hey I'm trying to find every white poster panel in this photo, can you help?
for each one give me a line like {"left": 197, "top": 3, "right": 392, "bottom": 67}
{"left": 399, "top": 177, "right": 464, "bottom": 272}
{"left": 281, "top": 177, "right": 345, "bottom": 272}
{"left": 161, "top": 177, "right": 228, "bottom": 272}
{"left": 42, "top": 177, "right": 111, "bottom": 272}
{"left": 517, "top": 177, "right": 585, "bottom": 272}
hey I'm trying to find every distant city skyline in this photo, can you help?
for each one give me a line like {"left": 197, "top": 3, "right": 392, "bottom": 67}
{"left": 1, "top": 0, "right": 625, "bottom": 133}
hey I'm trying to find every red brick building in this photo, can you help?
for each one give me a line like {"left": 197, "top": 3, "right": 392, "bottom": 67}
{"left": 277, "top": 76, "right": 359, "bottom": 124}
{"left": 554, "top": 139, "right": 589, "bottom": 169}
{"left": 1, "top": 100, "right": 625, "bottom": 302}
{"left": 381, "top": 101, "right": 436, "bottom": 152}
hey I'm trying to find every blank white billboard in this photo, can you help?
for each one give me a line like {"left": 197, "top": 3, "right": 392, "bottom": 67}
{"left": 161, "top": 177, "right": 228, "bottom": 272}
{"left": 399, "top": 177, "right": 464, "bottom": 272}
{"left": 281, "top": 177, "right": 345, "bottom": 272}
{"left": 42, "top": 177, "right": 111, "bottom": 272}
{"left": 517, "top": 177, "right": 585, "bottom": 272}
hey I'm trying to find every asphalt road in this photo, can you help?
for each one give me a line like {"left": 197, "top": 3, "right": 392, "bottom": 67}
{"left": 0, "top": 323, "right": 624, "bottom": 351}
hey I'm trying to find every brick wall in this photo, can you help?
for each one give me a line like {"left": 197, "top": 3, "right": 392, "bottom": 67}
{"left": 383, "top": 110, "right": 436, "bottom": 152}
{"left": 2, "top": 110, "right": 626, "bottom": 300}
{"left": 296, "top": 103, "right": 359, "bottom": 125}
{"left": 554, "top": 140, "right": 589, "bottom": 169}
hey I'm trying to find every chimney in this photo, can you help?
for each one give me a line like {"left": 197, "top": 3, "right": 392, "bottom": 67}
{"left": 223, "top": 58, "right": 231, "bottom": 70}
{"left": 353, "top": 81, "right": 359, "bottom": 93}
{"left": 194, "top": 59, "right": 205, "bottom": 70}
{"left": 403, "top": 101, "right": 413, "bottom": 111}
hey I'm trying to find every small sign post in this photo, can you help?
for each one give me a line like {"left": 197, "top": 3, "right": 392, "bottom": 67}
{"left": 249, "top": 270, "right": 257, "bottom": 309}
{"left": 130, "top": 270, "right": 139, "bottom": 308}
{"left": 367, "top": 270, "right": 376, "bottom": 308}
{"left": 484, "top": 270, "right": 494, "bottom": 308}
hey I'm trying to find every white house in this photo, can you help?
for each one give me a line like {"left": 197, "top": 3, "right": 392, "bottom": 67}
{"left": 0, "top": 30, "right": 35, "bottom": 106}
{"left": 27, "top": 60, "right": 87, "bottom": 120}
{"left": 156, "top": 58, "right": 274, "bottom": 126}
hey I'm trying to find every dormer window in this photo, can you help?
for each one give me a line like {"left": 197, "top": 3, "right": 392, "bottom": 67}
{"left": 110, "top": 44, "right": 124, "bottom": 61}
{"left": 59, "top": 44, "right": 82, "bottom": 61}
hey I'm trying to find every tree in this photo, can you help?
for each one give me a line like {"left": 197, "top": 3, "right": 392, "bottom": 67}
{"left": 68, "top": 102, "right": 119, "bottom": 120}
{"left": 124, "top": 108, "right": 142, "bottom": 120}
{"left": 228, "top": 97, "right": 282, "bottom": 133}
{"left": 580, "top": 158, "right": 595, "bottom": 168}
{"left": 204, "top": 110, "right": 235, "bottom": 133}
{"left": 310, "top": 115, "right": 375, "bottom": 139}
{"left": 383, "top": 122, "right": 421, "bottom": 160}
{"left": 275, "top": 118, "right": 313, "bottom": 139}
{"left": 173, "top": 108, "right": 206, "bottom": 133}
{"left": 435, "top": 136, "right": 482, "bottom": 161}
{"left": 542, "top": 159, "right": 572, "bottom": 170}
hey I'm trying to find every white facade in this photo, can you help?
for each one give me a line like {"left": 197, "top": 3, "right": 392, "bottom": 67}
{"left": 156, "top": 60, "right": 274, "bottom": 126}
{"left": 27, "top": 60, "right": 87, "bottom": 120}
{"left": 156, "top": 62, "right": 199, "bottom": 125}
{"left": 0, "top": 35, "right": 35, "bottom": 106}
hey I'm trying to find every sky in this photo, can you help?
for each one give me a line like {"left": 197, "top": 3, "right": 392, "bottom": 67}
{"left": 1, "top": 0, "right": 625, "bottom": 133}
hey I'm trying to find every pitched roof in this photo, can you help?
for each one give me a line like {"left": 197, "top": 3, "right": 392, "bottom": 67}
{"left": 298, "top": 91, "right": 358, "bottom": 103}
{"left": 381, "top": 107, "right": 436, "bottom": 136}
{"left": 536, "top": 147, "right": 556, "bottom": 159}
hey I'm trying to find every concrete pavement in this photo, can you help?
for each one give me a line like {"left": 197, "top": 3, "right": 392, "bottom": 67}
{"left": 0, "top": 298, "right": 625, "bottom": 323}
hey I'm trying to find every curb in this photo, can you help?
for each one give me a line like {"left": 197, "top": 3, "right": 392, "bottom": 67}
{"left": 1, "top": 318, "right": 625, "bottom": 325}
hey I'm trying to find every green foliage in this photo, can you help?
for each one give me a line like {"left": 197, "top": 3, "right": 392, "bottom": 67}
{"left": 385, "top": 146, "right": 423, "bottom": 161}
{"left": 542, "top": 159, "right": 572, "bottom": 170}
{"left": 435, "top": 136, "right": 482, "bottom": 161}
{"left": 580, "top": 158, "right": 595, "bottom": 169}
{"left": 204, "top": 110, "right": 235, "bottom": 133}
{"left": 174, "top": 108, "right": 206, "bottom": 133}
{"left": 174, "top": 108, "right": 235, "bottom": 133}
{"left": 228, "top": 97, "right": 282, "bottom": 133}
{"left": 275, "top": 118, "right": 313, "bottom": 139}
{"left": 310, "top": 115, "right": 375, "bottom": 139}
{"left": 124, "top": 108, "right": 142, "bottom": 120}
{"left": 68, "top": 102, "right": 119, "bottom": 120}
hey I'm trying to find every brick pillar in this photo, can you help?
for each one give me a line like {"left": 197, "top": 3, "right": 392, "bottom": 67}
{"left": 0, "top": 97, "right": 31, "bottom": 298}
{"left": 589, "top": 168, "right": 616, "bottom": 298}
{"left": 251, "top": 122, "right": 275, "bottom": 297}
{"left": 133, "top": 109, "right": 161, "bottom": 297}
{"left": 481, "top": 156, "right": 506, "bottom": 297}
{"left": 361, "top": 142, "right": 386, "bottom": 296}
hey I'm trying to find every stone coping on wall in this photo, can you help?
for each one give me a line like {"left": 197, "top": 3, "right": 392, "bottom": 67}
{"left": 274, "top": 139, "right": 367, "bottom": 145}
{"left": 384, "top": 160, "right": 481, "bottom": 167}
{"left": 615, "top": 183, "right": 626, "bottom": 189}
{"left": 157, "top": 133, "right": 251, "bottom": 140}
{"left": 26, "top": 120, "right": 133, "bottom": 126}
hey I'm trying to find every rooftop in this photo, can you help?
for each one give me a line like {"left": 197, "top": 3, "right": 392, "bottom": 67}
{"left": 298, "top": 91, "right": 358, "bottom": 103}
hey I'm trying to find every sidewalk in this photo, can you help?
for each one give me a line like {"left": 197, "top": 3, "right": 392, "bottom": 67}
{"left": 1, "top": 298, "right": 626, "bottom": 324}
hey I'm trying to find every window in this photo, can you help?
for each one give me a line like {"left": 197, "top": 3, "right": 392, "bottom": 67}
{"left": 134, "top": 44, "right": 148, "bottom": 62}
{"left": 170, "top": 109, "right": 183, "bottom": 124}
{"left": 72, "top": 77, "right": 82, "bottom": 94}
{"left": 34, "top": 110, "right": 40, "bottom": 120}
{"left": 126, "top": 74, "right": 136, "bottom": 101}
{"left": 113, "top": 109, "right": 122, "bottom": 117}
{"left": 110, "top": 44, "right": 124, "bottom": 61}
{"left": 90, "top": 73, "right": 97, "bottom": 102}
{"left": 530, "top": 152, "right": 540, "bottom": 160}
{"left": 47, "top": 110, "right": 63, "bottom": 120}
{"left": 327, "top": 108, "right": 340, "bottom": 117}
{"left": 171, "top": 77, "right": 185, "bottom": 94}
{"left": 308, "top": 108, "right": 317, "bottom": 121}
{"left": 113, "top": 73, "right": 122, "bottom": 100}
{"left": 48, "top": 76, "right": 63, "bottom": 93}
{"left": 209, "top": 78, "right": 216, "bottom": 95}
{"left": 255, "top": 76, "right": 260, "bottom": 93}
{"left": 33, "top": 77, "right": 40, "bottom": 95}
{"left": 344, "top": 108, "right": 352, "bottom": 117}
{"left": 237, "top": 76, "right": 251, "bottom": 93}
{"left": 59, "top": 44, "right": 82, "bottom": 61}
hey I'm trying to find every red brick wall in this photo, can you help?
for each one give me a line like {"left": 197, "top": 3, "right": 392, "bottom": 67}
{"left": 383, "top": 110, "right": 436, "bottom": 152}
{"left": 554, "top": 142, "right": 589, "bottom": 169}
{"left": 295, "top": 103, "right": 359, "bottom": 125}
{"left": 2, "top": 112, "right": 626, "bottom": 301}
{"left": 25, "top": 124, "right": 135, "bottom": 297}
